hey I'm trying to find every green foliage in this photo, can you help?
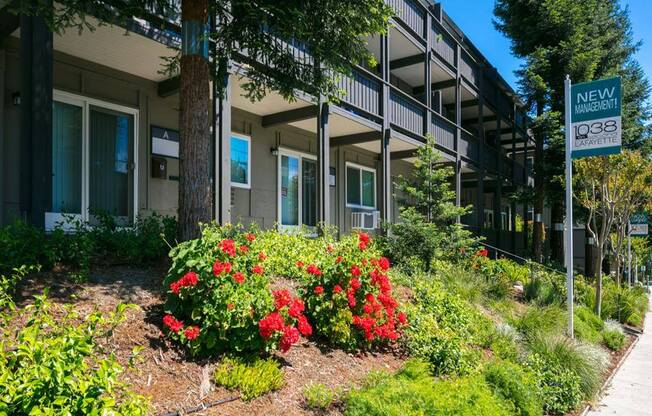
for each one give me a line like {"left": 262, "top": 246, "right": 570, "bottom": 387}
{"left": 525, "top": 353, "right": 582, "bottom": 416}
{"left": 510, "top": 306, "right": 566, "bottom": 341}
{"left": 346, "top": 359, "right": 511, "bottom": 416}
{"left": 573, "top": 305, "right": 604, "bottom": 344}
{"left": 484, "top": 360, "right": 543, "bottom": 416}
{"left": 487, "top": 323, "right": 522, "bottom": 362}
{"left": 163, "top": 223, "right": 276, "bottom": 355}
{"left": 213, "top": 356, "right": 284, "bottom": 401}
{"left": 298, "top": 232, "right": 406, "bottom": 350}
{"left": 0, "top": 295, "right": 149, "bottom": 415}
{"left": 600, "top": 280, "right": 649, "bottom": 327}
{"left": 303, "top": 383, "right": 338, "bottom": 410}
{"left": 527, "top": 335, "right": 608, "bottom": 402}
{"left": 384, "top": 136, "right": 478, "bottom": 272}
{"left": 0, "top": 265, "right": 36, "bottom": 309}
{"left": 402, "top": 274, "right": 488, "bottom": 376}
{"left": 602, "top": 319, "right": 626, "bottom": 351}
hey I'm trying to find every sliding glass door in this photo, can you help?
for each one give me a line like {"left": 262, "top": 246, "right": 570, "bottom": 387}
{"left": 46, "top": 91, "right": 138, "bottom": 230}
{"left": 278, "top": 150, "right": 317, "bottom": 230}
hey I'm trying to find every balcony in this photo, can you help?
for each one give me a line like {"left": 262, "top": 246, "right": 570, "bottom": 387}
{"left": 460, "top": 52, "right": 480, "bottom": 87}
{"left": 387, "top": 0, "right": 426, "bottom": 38}
{"left": 432, "top": 114, "right": 455, "bottom": 151}
{"left": 432, "top": 21, "right": 456, "bottom": 68}
{"left": 336, "top": 69, "right": 382, "bottom": 118}
{"left": 390, "top": 89, "right": 425, "bottom": 136}
{"left": 460, "top": 129, "right": 479, "bottom": 161}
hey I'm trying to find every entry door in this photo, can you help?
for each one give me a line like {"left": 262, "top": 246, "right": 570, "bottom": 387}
{"left": 278, "top": 151, "right": 317, "bottom": 230}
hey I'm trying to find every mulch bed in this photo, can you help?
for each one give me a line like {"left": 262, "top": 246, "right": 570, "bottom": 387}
{"left": 13, "top": 265, "right": 405, "bottom": 416}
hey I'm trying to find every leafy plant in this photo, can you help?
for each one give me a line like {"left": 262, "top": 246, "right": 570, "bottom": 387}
{"left": 510, "top": 306, "right": 565, "bottom": 341}
{"left": 602, "top": 319, "right": 626, "bottom": 351}
{"left": 573, "top": 305, "right": 604, "bottom": 344}
{"left": 303, "top": 383, "right": 338, "bottom": 410}
{"left": 346, "top": 359, "right": 511, "bottom": 416}
{"left": 162, "top": 223, "right": 309, "bottom": 355}
{"left": 525, "top": 353, "right": 582, "bottom": 416}
{"left": 213, "top": 356, "right": 285, "bottom": 400}
{"left": 484, "top": 360, "right": 543, "bottom": 416}
{"left": 0, "top": 265, "right": 36, "bottom": 309}
{"left": 0, "top": 295, "right": 149, "bottom": 415}
{"left": 299, "top": 232, "right": 407, "bottom": 350}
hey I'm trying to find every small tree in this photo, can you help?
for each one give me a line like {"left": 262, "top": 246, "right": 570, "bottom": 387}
{"left": 386, "top": 135, "right": 475, "bottom": 271}
{"left": 574, "top": 150, "right": 652, "bottom": 315}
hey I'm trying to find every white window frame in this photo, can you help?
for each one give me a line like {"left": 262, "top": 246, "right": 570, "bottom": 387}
{"left": 276, "top": 147, "right": 317, "bottom": 231}
{"left": 230, "top": 132, "right": 251, "bottom": 189}
{"left": 345, "top": 162, "right": 377, "bottom": 210}
{"left": 47, "top": 89, "right": 139, "bottom": 231}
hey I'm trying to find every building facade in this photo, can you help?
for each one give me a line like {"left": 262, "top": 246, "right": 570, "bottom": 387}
{"left": 0, "top": 0, "right": 535, "bottom": 255}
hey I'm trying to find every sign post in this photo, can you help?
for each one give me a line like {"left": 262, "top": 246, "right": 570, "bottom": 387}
{"left": 565, "top": 75, "right": 622, "bottom": 337}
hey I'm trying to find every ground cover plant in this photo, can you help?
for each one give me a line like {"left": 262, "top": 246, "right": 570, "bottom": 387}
{"left": 213, "top": 356, "right": 285, "bottom": 400}
{"left": 0, "top": 295, "right": 149, "bottom": 415}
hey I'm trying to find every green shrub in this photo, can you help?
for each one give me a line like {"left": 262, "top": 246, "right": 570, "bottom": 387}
{"left": 432, "top": 260, "right": 489, "bottom": 304}
{"left": 298, "top": 232, "right": 407, "bottom": 350}
{"left": 303, "top": 383, "right": 338, "bottom": 410}
{"left": 346, "top": 359, "right": 511, "bottom": 416}
{"left": 213, "top": 356, "right": 285, "bottom": 400}
{"left": 510, "top": 306, "right": 566, "bottom": 341}
{"left": 484, "top": 360, "right": 543, "bottom": 416}
{"left": 0, "top": 295, "right": 149, "bottom": 415}
{"left": 525, "top": 353, "right": 582, "bottom": 415}
{"left": 488, "top": 323, "right": 522, "bottom": 362}
{"left": 527, "top": 335, "right": 608, "bottom": 401}
{"left": 0, "top": 221, "right": 54, "bottom": 274}
{"left": 602, "top": 319, "right": 626, "bottom": 351}
{"left": 574, "top": 305, "right": 604, "bottom": 344}
{"left": 0, "top": 265, "right": 35, "bottom": 309}
{"left": 402, "top": 274, "right": 488, "bottom": 375}
{"left": 162, "top": 224, "right": 311, "bottom": 355}
{"left": 601, "top": 281, "right": 648, "bottom": 327}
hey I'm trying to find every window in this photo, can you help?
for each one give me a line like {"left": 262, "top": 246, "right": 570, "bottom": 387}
{"left": 47, "top": 91, "right": 138, "bottom": 231}
{"left": 346, "top": 163, "right": 376, "bottom": 209}
{"left": 231, "top": 134, "right": 251, "bottom": 188}
{"left": 277, "top": 149, "right": 317, "bottom": 229}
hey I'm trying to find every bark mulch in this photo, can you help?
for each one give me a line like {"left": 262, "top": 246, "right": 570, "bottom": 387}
{"left": 14, "top": 266, "right": 405, "bottom": 416}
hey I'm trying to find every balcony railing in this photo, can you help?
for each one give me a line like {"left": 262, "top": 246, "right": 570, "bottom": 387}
{"left": 460, "top": 129, "right": 479, "bottom": 161}
{"left": 484, "top": 146, "right": 498, "bottom": 172}
{"left": 390, "top": 89, "right": 425, "bottom": 136}
{"left": 432, "top": 114, "right": 455, "bottom": 151}
{"left": 387, "top": 0, "right": 426, "bottom": 37}
{"left": 336, "top": 69, "right": 382, "bottom": 117}
{"left": 460, "top": 52, "right": 479, "bottom": 87}
{"left": 432, "top": 21, "right": 456, "bottom": 68}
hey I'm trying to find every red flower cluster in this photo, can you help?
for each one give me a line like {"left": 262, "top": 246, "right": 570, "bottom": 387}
{"left": 170, "top": 271, "right": 199, "bottom": 294}
{"left": 306, "top": 264, "right": 322, "bottom": 276}
{"left": 358, "top": 232, "right": 370, "bottom": 250}
{"left": 184, "top": 325, "right": 200, "bottom": 340}
{"left": 252, "top": 265, "right": 264, "bottom": 275}
{"left": 213, "top": 260, "right": 232, "bottom": 276}
{"left": 246, "top": 233, "right": 256, "bottom": 242}
{"left": 219, "top": 239, "right": 237, "bottom": 257}
{"left": 476, "top": 248, "right": 489, "bottom": 257}
{"left": 259, "top": 290, "right": 312, "bottom": 352}
{"left": 233, "top": 272, "right": 246, "bottom": 284}
{"left": 163, "top": 314, "right": 184, "bottom": 332}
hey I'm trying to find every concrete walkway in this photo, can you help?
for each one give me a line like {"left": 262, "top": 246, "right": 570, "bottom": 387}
{"left": 587, "top": 295, "right": 652, "bottom": 416}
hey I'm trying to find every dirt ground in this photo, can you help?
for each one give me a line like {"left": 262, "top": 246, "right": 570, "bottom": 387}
{"left": 15, "top": 265, "right": 405, "bottom": 416}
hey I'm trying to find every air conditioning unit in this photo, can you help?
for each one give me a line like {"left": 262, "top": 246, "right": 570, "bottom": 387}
{"left": 351, "top": 211, "right": 380, "bottom": 230}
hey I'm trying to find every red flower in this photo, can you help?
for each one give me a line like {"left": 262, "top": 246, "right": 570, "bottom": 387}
{"left": 365, "top": 293, "right": 375, "bottom": 304}
{"left": 170, "top": 280, "right": 182, "bottom": 295}
{"left": 182, "top": 271, "right": 199, "bottom": 286}
{"left": 314, "top": 285, "right": 324, "bottom": 295}
{"left": 227, "top": 303, "right": 235, "bottom": 310}
{"left": 296, "top": 261, "right": 304, "bottom": 268}
{"left": 219, "top": 239, "right": 237, "bottom": 256}
{"left": 306, "top": 264, "right": 322, "bottom": 276}
{"left": 397, "top": 312, "right": 408, "bottom": 325}
{"left": 363, "top": 303, "right": 373, "bottom": 314}
{"left": 163, "top": 315, "right": 184, "bottom": 332}
{"left": 335, "top": 256, "right": 343, "bottom": 264}
{"left": 184, "top": 325, "right": 200, "bottom": 340}
{"left": 233, "top": 272, "right": 246, "bottom": 284}
{"left": 378, "top": 257, "right": 390, "bottom": 271}
{"left": 246, "top": 233, "right": 256, "bottom": 242}
{"left": 273, "top": 290, "right": 293, "bottom": 310}
{"left": 350, "top": 278, "right": 362, "bottom": 291}
{"left": 358, "top": 232, "right": 370, "bottom": 245}
{"left": 259, "top": 252, "right": 267, "bottom": 261}
{"left": 358, "top": 241, "right": 368, "bottom": 251}
{"left": 347, "top": 289, "right": 357, "bottom": 308}
{"left": 279, "top": 325, "right": 300, "bottom": 353}
{"left": 297, "top": 315, "right": 313, "bottom": 336}
{"left": 333, "top": 284, "right": 343, "bottom": 294}
{"left": 476, "top": 248, "right": 488, "bottom": 257}
{"left": 213, "top": 260, "right": 232, "bottom": 276}
{"left": 350, "top": 265, "right": 361, "bottom": 277}
{"left": 239, "top": 245, "right": 249, "bottom": 253}
{"left": 288, "top": 298, "right": 305, "bottom": 318}
{"left": 327, "top": 244, "right": 334, "bottom": 253}
{"left": 259, "top": 312, "right": 285, "bottom": 339}
{"left": 252, "top": 264, "right": 264, "bottom": 275}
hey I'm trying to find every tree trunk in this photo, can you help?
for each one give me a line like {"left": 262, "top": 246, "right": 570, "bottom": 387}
{"left": 595, "top": 262, "right": 603, "bottom": 316}
{"left": 532, "top": 102, "right": 545, "bottom": 262}
{"left": 178, "top": 0, "right": 212, "bottom": 241}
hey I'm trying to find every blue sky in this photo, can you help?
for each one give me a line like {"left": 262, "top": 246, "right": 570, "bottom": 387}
{"left": 440, "top": 0, "right": 652, "bottom": 94}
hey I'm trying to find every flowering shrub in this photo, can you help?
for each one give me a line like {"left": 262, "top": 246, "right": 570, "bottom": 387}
{"left": 162, "top": 223, "right": 310, "bottom": 355}
{"left": 298, "top": 232, "right": 407, "bottom": 349}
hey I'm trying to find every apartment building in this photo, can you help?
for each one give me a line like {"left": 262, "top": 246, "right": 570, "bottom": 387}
{"left": 0, "top": 0, "right": 535, "bottom": 255}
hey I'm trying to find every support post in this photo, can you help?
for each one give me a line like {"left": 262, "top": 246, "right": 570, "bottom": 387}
{"left": 20, "top": 11, "right": 53, "bottom": 228}
{"left": 564, "top": 75, "right": 574, "bottom": 338}
{"left": 424, "top": 13, "right": 432, "bottom": 136}
{"left": 454, "top": 45, "right": 461, "bottom": 212}
{"left": 380, "top": 28, "right": 392, "bottom": 229}
{"left": 317, "top": 101, "right": 330, "bottom": 228}
{"left": 214, "top": 66, "right": 232, "bottom": 224}
{"left": 494, "top": 117, "right": 501, "bottom": 248}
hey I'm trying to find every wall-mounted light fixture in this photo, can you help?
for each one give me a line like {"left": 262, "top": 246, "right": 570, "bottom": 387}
{"left": 12, "top": 92, "right": 20, "bottom": 106}
{"left": 270, "top": 146, "right": 279, "bottom": 156}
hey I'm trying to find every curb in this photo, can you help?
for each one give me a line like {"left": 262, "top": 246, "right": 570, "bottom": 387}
{"left": 579, "top": 332, "right": 641, "bottom": 416}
